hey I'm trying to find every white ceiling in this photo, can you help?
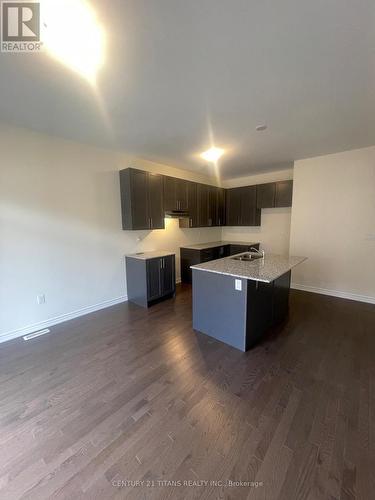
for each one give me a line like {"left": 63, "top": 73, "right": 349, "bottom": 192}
{"left": 0, "top": 0, "right": 374, "bottom": 179}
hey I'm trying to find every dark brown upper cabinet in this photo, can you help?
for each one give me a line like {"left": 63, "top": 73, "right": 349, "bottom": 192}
{"left": 240, "top": 186, "right": 261, "bottom": 226}
{"left": 163, "top": 176, "right": 188, "bottom": 211}
{"left": 208, "top": 186, "right": 226, "bottom": 226}
{"left": 275, "top": 180, "right": 293, "bottom": 207}
{"left": 121, "top": 168, "right": 292, "bottom": 231}
{"left": 179, "top": 181, "right": 199, "bottom": 228}
{"left": 120, "top": 168, "right": 165, "bottom": 230}
{"left": 256, "top": 180, "right": 293, "bottom": 209}
{"left": 226, "top": 186, "right": 260, "bottom": 226}
{"left": 226, "top": 188, "right": 241, "bottom": 226}
{"left": 256, "top": 183, "right": 276, "bottom": 209}
{"left": 208, "top": 186, "right": 218, "bottom": 226}
{"left": 217, "top": 187, "right": 226, "bottom": 226}
{"left": 197, "top": 183, "right": 210, "bottom": 227}
{"left": 148, "top": 173, "right": 165, "bottom": 229}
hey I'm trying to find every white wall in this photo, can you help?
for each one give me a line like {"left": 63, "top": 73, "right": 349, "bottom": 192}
{"left": 222, "top": 168, "right": 293, "bottom": 255}
{"left": 290, "top": 146, "right": 375, "bottom": 303}
{"left": 0, "top": 124, "right": 221, "bottom": 341}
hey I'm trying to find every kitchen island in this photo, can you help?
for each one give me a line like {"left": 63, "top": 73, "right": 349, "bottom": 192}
{"left": 191, "top": 253, "right": 306, "bottom": 351}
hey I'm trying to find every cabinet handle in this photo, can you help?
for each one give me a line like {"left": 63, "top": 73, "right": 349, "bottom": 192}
{"left": 190, "top": 218, "right": 192, "bottom": 227}
{"left": 218, "top": 218, "right": 221, "bottom": 226}
{"left": 160, "top": 259, "right": 163, "bottom": 269}
{"left": 150, "top": 217, "right": 153, "bottom": 228}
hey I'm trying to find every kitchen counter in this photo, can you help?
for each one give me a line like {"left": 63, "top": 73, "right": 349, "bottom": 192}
{"left": 191, "top": 253, "right": 307, "bottom": 283}
{"left": 181, "top": 240, "right": 260, "bottom": 251}
{"left": 126, "top": 250, "right": 175, "bottom": 260}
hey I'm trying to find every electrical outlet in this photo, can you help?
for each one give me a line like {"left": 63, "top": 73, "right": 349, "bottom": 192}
{"left": 37, "top": 294, "right": 46, "bottom": 305}
{"left": 235, "top": 279, "right": 242, "bottom": 291}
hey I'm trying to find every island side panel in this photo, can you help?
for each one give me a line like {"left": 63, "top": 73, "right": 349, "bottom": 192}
{"left": 192, "top": 269, "right": 247, "bottom": 351}
{"left": 245, "top": 280, "right": 274, "bottom": 350}
{"left": 273, "top": 270, "right": 291, "bottom": 324}
{"left": 125, "top": 257, "right": 148, "bottom": 308}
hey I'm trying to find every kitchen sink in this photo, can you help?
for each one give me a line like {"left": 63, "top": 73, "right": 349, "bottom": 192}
{"left": 231, "top": 252, "right": 264, "bottom": 262}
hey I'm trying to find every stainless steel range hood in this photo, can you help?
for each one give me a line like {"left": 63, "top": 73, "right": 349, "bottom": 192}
{"left": 164, "top": 209, "right": 189, "bottom": 219}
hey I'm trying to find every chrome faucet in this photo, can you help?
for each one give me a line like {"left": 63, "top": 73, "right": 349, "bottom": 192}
{"left": 250, "top": 247, "right": 265, "bottom": 259}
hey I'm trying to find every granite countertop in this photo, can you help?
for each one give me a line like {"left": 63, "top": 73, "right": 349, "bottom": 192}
{"left": 126, "top": 251, "right": 175, "bottom": 260}
{"left": 191, "top": 253, "right": 307, "bottom": 283}
{"left": 181, "top": 241, "right": 260, "bottom": 251}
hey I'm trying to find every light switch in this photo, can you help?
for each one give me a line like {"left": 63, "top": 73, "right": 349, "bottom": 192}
{"left": 235, "top": 279, "right": 242, "bottom": 291}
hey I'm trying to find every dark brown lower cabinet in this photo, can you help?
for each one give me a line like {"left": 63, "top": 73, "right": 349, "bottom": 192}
{"left": 180, "top": 243, "right": 259, "bottom": 284}
{"left": 126, "top": 254, "right": 175, "bottom": 307}
{"left": 228, "top": 244, "right": 256, "bottom": 255}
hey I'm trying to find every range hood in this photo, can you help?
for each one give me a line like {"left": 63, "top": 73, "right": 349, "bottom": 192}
{"left": 164, "top": 209, "right": 189, "bottom": 219}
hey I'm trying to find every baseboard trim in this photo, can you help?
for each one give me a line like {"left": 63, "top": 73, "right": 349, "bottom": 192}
{"left": 0, "top": 295, "right": 128, "bottom": 345}
{"left": 291, "top": 283, "right": 375, "bottom": 305}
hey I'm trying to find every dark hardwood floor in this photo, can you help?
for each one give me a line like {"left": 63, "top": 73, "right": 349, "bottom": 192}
{"left": 0, "top": 285, "right": 374, "bottom": 500}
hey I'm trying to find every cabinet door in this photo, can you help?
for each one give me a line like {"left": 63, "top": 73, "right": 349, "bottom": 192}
{"left": 197, "top": 184, "right": 209, "bottom": 226}
{"left": 228, "top": 244, "right": 250, "bottom": 256}
{"left": 240, "top": 186, "right": 258, "bottom": 226}
{"left": 130, "top": 169, "right": 150, "bottom": 230}
{"left": 256, "top": 183, "right": 275, "bottom": 209}
{"left": 176, "top": 179, "right": 188, "bottom": 210}
{"left": 200, "top": 248, "right": 214, "bottom": 262}
{"left": 148, "top": 173, "right": 165, "bottom": 229}
{"left": 217, "top": 188, "right": 226, "bottom": 226}
{"left": 275, "top": 180, "right": 293, "bottom": 207}
{"left": 226, "top": 188, "right": 241, "bottom": 226}
{"left": 163, "top": 176, "right": 177, "bottom": 211}
{"left": 212, "top": 245, "right": 227, "bottom": 259}
{"left": 147, "top": 258, "right": 161, "bottom": 300}
{"left": 186, "top": 181, "right": 198, "bottom": 227}
{"left": 161, "top": 256, "right": 175, "bottom": 295}
{"left": 208, "top": 186, "right": 218, "bottom": 226}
